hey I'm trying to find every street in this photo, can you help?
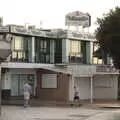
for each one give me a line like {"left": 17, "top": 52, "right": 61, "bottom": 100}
{"left": 1, "top": 106, "right": 120, "bottom": 120}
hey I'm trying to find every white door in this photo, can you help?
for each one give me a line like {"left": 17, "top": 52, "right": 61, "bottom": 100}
{"left": 75, "top": 77, "right": 90, "bottom": 100}
{"left": 11, "top": 74, "right": 19, "bottom": 96}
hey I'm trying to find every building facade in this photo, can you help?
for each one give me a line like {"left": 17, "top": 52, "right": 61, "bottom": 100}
{"left": 0, "top": 25, "right": 119, "bottom": 103}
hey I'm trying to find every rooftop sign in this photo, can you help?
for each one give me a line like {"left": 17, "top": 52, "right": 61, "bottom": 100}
{"left": 65, "top": 11, "right": 91, "bottom": 27}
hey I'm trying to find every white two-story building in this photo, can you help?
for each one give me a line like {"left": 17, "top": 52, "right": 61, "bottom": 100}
{"left": 0, "top": 25, "right": 119, "bottom": 103}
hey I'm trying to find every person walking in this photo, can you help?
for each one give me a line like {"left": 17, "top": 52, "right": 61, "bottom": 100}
{"left": 74, "top": 86, "right": 80, "bottom": 106}
{"left": 23, "top": 81, "right": 32, "bottom": 107}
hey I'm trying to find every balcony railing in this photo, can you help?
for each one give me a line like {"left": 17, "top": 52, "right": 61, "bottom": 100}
{"left": 67, "top": 64, "right": 119, "bottom": 76}
{"left": 96, "top": 65, "right": 118, "bottom": 73}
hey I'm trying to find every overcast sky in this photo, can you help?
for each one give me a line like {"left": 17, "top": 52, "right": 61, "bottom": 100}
{"left": 0, "top": 0, "right": 119, "bottom": 32}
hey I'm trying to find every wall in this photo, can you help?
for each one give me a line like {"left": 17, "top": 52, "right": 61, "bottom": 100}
{"left": 70, "top": 65, "right": 96, "bottom": 76}
{"left": 74, "top": 74, "right": 118, "bottom": 100}
{"left": 94, "top": 75, "right": 118, "bottom": 99}
{"left": 86, "top": 41, "right": 93, "bottom": 64}
{"left": 74, "top": 77, "right": 91, "bottom": 100}
{"left": 2, "top": 71, "right": 10, "bottom": 89}
{"left": 62, "top": 39, "right": 69, "bottom": 63}
{"left": 36, "top": 69, "right": 69, "bottom": 101}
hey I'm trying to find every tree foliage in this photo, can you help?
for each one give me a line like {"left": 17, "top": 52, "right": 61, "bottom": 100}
{"left": 95, "top": 7, "right": 120, "bottom": 69}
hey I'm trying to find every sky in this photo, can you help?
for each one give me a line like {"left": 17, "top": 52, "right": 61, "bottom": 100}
{"left": 0, "top": 0, "right": 119, "bottom": 32}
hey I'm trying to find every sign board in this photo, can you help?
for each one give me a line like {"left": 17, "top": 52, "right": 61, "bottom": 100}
{"left": 67, "top": 31, "right": 95, "bottom": 40}
{"left": 65, "top": 11, "right": 91, "bottom": 27}
{"left": 0, "top": 26, "right": 9, "bottom": 32}
{"left": 10, "top": 26, "right": 31, "bottom": 35}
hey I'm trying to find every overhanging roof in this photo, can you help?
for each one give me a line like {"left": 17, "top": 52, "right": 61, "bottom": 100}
{"left": 1, "top": 62, "right": 72, "bottom": 74}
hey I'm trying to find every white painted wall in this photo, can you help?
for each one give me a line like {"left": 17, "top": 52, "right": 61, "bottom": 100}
{"left": 70, "top": 65, "right": 96, "bottom": 76}
{"left": 9, "top": 68, "right": 36, "bottom": 74}
{"left": 86, "top": 41, "right": 93, "bottom": 64}
{"left": 74, "top": 77, "right": 91, "bottom": 100}
{"left": 74, "top": 75, "right": 118, "bottom": 100}
{"left": 94, "top": 75, "right": 118, "bottom": 99}
{"left": 62, "top": 39, "right": 69, "bottom": 63}
{"left": 2, "top": 72, "right": 11, "bottom": 89}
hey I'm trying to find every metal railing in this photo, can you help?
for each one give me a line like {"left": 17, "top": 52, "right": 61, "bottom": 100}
{"left": 96, "top": 65, "right": 118, "bottom": 73}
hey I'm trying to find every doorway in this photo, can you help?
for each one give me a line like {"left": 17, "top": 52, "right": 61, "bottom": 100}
{"left": 11, "top": 74, "right": 35, "bottom": 96}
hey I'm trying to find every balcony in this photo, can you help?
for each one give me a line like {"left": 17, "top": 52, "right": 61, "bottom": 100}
{"left": 68, "top": 64, "right": 119, "bottom": 76}
{"left": 96, "top": 65, "right": 119, "bottom": 74}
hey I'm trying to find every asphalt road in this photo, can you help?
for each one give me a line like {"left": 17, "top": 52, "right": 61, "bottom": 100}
{"left": 1, "top": 106, "right": 120, "bottom": 120}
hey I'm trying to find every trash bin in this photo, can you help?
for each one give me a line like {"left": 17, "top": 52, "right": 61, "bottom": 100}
{"left": 1, "top": 89, "right": 11, "bottom": 100}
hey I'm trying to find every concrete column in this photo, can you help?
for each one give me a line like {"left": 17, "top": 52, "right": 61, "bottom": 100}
{"left": 4, "top": 73, "right": 10, "bottom": 89}
{"left": 32, "top": 37, "right": 35, "bottom": 63}
{"left": 62, "top": 39, "right": 69, "bottom": 63}
{"left": 50, "top": 40, "right": 54, "bottom": 63}
{"left": 86, "top": 41, "right": 93, "bottom": 64}
{"left": 69, "top": 75, "right": 74, "bottom": 101}
{"left": 90, "top": 75, "right": 93, "bottom": 103}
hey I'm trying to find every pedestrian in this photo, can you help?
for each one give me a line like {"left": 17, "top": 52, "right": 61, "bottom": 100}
{"left": 23, "top": 81, "right": 32, "bottom": 107}
{"left": 74, "top": 86, "right": 80, "bottom": 106}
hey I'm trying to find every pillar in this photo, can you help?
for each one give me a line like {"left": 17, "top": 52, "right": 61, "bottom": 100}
{"left": 90, "top": 75, "right": 93, "bottom": 103}
{"left": 86, "top": 41, "right": 93, "bottom": 64}
{"left": 62, "top": 39, "right": 69, "bottom": 63}
{"left": 32, "top": 37, "right": 35, "bottom": 63}
{"left": 69, "top": 75, "right": 74, "bottom": 101}
{"left": 50, "top": 40, "right": 54, "bottom": 63}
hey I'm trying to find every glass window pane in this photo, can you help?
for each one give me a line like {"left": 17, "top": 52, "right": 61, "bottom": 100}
{"left": 14, "top": 36, "right": 23, "bottom": 50}
{"left": 12, "top": 51, "right": 17, "bottom": 58}
{"left": 18, "top": 52, "right": 23, "bottom": 59}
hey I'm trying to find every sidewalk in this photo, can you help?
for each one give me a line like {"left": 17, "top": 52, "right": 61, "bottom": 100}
{"left": 2, "top": 99, "right": 120, "bottom": 109}
{"left": 1, "top": 105, "right": 120, "bottom": 120}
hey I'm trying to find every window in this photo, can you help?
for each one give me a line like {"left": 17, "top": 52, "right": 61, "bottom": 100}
{"left": 14, "top": 36, "right": 23, "bottom": 50}
{"left": 35, "top": 38, "right": 50, "bottom": 63}
{"left": 41, "top": 74, "right": 57, "bottom": 88}
{"left": 54, "top": 39, "right": 62, "bottom": 63}
{"left": 69, "top": 40, "right": 86, "bottom": 63}
{"left": 11, "top": 74, "right": 35, "bottom": 96}
{"left": 11, "top": 36, "right": 31, "bottom": 62}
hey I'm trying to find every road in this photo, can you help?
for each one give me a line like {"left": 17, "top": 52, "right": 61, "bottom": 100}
{"left": 1, "top": 106, "right": 120, "bottom": 120}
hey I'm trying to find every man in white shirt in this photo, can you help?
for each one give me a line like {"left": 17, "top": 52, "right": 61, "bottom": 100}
{"left": 23, "top": 81, "right": 32, "bottom": 107}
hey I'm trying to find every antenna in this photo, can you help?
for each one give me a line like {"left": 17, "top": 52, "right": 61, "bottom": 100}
{"left": 40, "top": 20, "right": 43, "bottom": 29}
{"left": 24, "top": 22, "right": 29, "bottom": 29}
